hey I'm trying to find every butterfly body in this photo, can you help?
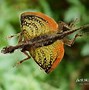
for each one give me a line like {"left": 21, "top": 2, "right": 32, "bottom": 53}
{"left": 21, "top": 12, "right": 64, "bottom": 73}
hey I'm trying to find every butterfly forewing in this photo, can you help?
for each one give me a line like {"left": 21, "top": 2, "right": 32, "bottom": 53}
{"left": 21, "top": 12, "right": 58, "bottom": 40}
{"left": 21, "top": 12, "right": 64, "bottom": 73}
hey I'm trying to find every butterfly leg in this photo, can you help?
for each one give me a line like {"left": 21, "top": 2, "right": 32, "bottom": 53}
{"left": 14, "top": 51, "right": 31, "bottom": 67}
{"left": 8, "top": 32, "right": 21, "bottom": 39}
{"left": 17, "top": 31, "right": 24, "bottom": 44}
{"left": 7, "top": 30, "right": 24, "bottom": 44}
{"left": 69, "top": 18, "right": 79, "bottom": 29}
{"left": 63, "top": 33, "right": 82, "bottom": 47}
{"left": 58, "top": 21, "right": 70, "bottom": 33}
{"left": 58, "top": 18, "right": 79, "bottom": 33}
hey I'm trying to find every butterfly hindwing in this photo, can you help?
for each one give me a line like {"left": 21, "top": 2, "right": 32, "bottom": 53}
{"left": 30, "top": 40, "right": 64, "bottom": 73}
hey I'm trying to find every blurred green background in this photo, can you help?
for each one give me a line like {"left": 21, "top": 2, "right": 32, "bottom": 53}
{"left": 0, "top": 0, "right": 89, "bottom": 90}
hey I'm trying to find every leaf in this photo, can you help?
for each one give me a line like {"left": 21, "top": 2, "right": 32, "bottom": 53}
{"left": 64, "top": 6, "right": 80, "bottom": 22}
{"left": 67, "top": 0, "right": 81, "bottom": 5}
{"left": 81, "top": 43, "right": 89, "bottom": 56}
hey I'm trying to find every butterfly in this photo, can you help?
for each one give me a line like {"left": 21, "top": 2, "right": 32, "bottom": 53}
{"left": 2, "top": 12, "right": 89, "bottom": 73}
{"left": 20, "top": 12, "right": 64, "bottom": 73}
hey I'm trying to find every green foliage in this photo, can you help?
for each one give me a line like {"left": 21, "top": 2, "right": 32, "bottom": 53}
{"left": 0, "top": 0, "right": 89, "bottom": 90}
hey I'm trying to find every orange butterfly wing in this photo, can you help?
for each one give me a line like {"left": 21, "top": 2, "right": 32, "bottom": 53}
{"left": 21, "top": 12, "right": 58, "bottom": 39}
{"left": 21, "top": 12, "right": 64, "bottom": 73}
